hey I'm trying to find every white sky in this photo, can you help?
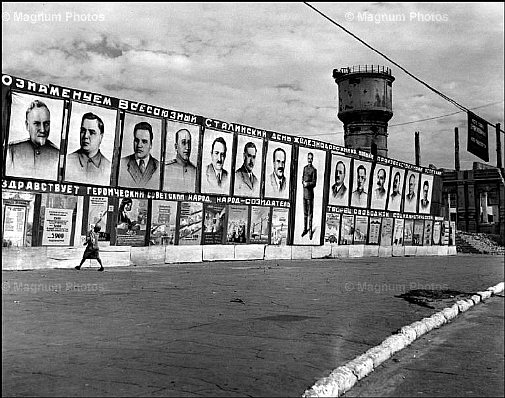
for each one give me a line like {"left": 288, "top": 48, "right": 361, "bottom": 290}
{"left": 2, "top": 2, "right": 504, "bottom": 170}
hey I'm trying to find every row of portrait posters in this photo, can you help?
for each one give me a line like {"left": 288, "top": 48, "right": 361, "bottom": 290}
{"left": 323, "top": 213, "right": 445, "bottom": 246}
{"left": 4, "top": 92, "right": 296, "bottom": 200}
{"left": 116, "top": 198, "right": 290, "bottom": 246}
{"left": 5, "top": 92, "right": 435, "bottom": 214}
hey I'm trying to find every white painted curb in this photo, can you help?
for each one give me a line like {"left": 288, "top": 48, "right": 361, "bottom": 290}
{"left": 302, "top": 280, "right": 505, "bottom": 397}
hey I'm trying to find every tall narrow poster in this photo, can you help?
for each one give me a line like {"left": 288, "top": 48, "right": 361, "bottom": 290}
{"left": 115, "top": 198, "right": 148, "bottom": 246}
{"left": 340, "top": 214, "right": 354, "bottom": 245}
{"left": 203, "top": 203, "right": 226, "bottom": 245}
{"left": 178, "top": 201, "right": 203, "bottom": 245}
{"left": 271, "top": 207, "right": 289, "bottom": 246}
{"left": 432, "top": 221, "right": 442, "bottom": 245}
{"left": 324, "top": 213, "right": 341, "bottom": 244}
{"left": 403, "top": 219, "right": 414, "bottom": 246}
{"left": 380, "top": 217, "right": 393, "bottom": 246}
{"left": 150, "top": 200, "right": 177, "bottom": 246}
{"left": 353, "top": 215, "right": 369, "bottom": 244}
{"left": 368, "top": 217, "right": 381, "bottom": 245}
{"left": 413, "top": 219, "right": 424, "bottom": 246}
{"left": 393, "top": 218, "right": 405, "bottom": 246}
{"left": 423, "top": 220, "right": 433, "bottom": 246}
{"left": 226, "top": 205, "right": 249, "bottom": 244}
{"left": 249, "top": 206, "right": 270, "bottom": 244}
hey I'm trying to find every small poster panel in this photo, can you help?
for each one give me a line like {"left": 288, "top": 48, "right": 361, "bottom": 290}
{"left": 413, "top": 219, "right": 424, "bottom": 246}
{"left": 353, "top": 215, "right": 369, "bottom": 244}
{"left": 393, "top": 218, "right": 405, "bottom": 246}
{"left": 403, "top": 219, "right": 414, "bottom": 246}
{"left": 324, "top": 213, "right": 341, "bottom": 244}
{"left": 380, "top": 217, "right": 394, "bottom": 246}
{"left": 450, "top": 221, "right": 456, "bottom": 246}
{"left": 442, "top": 221, "right": 450, "bottom": 245}
{"left": 423, "top": 220, "right": 433, "bottom": 246}
{"left": 226, "top": 205, "right": 249, "bottom": 244}
{"left": 249, "top": 206, "right": 270, "bottom": 244}
{"left": 88, "top": 196, "right": 108, "bottom": 231}
{"left": 150, "top": 200, "right": 177, "bottom": 245}
{"left": 3, "top": 205, "right": 27, "bottom": 246}
{"left": 203, "top": 203, "right": 226, "bottom": 245}
{"left": 432, "top": 221, "right": 442, "bottom": 245}
{"left": 41, "top": 208, "right": 73, "bottom": 246}
{"left": 115, "top": 198, "right": 148, "bottom": 246}
{"left": 368, "top": 217, "right": 381, "bottom": 245}
{"left": 178, "top": 201, "right": 203, "bottom": 245}
{"left": 271, "top": 207, "right": 289, "bottom": 245}
{"left": 340, "top": 214, "right": 354, "bottom": 245}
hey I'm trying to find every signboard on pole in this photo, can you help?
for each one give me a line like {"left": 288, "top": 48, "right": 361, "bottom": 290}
{"left": 467, "top": 112, "right": 489, "bottom": 162}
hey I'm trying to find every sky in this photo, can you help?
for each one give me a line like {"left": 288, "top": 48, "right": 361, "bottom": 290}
{"left": 2, "top": 2, "right": 504, "bottom": 170}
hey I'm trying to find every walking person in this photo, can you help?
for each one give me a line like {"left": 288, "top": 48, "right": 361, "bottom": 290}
{"left": 75, "top": 224, "right": 104, "bottom": 271}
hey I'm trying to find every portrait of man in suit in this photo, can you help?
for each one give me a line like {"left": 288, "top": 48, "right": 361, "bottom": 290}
{"left": 403, "top": 172, "right": 419, "bottom": 213}
{"left": 234, "top": 141, "right": 258, "bottom": 196}
{"left": 331, "top": 161, "right": 347, "bottom": 200}
{"left": 205, "top": 136, "right": 229, "bottom": 194}
{"left": 351, "top": 164, "right": 369, "bottom": 208}
{"left": 119, "top": 121, "right": 160, "bottom": 190}
{"left": 6, "top": 99, "right": 60, "bottom": 180}
{"left": 301, "top": 152, "right": 317, "bottom": 239}
{"left": 65, "top": 112, "right": 111, "bottom": 185}
{"left": 420, "top": 180, "right": 430, "bottom": 210}
{"left": 269, "top": 147, "right": 287, "bottom": 194}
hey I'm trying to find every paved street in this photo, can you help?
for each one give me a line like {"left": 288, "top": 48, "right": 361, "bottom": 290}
{"left": 2, "top": 255, "right": 504, "bottom": 397}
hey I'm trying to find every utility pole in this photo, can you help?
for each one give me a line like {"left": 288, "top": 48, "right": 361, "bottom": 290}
{"left": 454, "top": 127, "right": 460, "bottom": 171}
{"left": 496, "top": 123, "right": 502, "bottom": 169}
{"left": 414, "top": 131, "right": 421, "bottom": 166}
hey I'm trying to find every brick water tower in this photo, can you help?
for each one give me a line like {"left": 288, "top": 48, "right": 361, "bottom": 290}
{"left": 333, "top": 65, "right": 395, "bottom": 157}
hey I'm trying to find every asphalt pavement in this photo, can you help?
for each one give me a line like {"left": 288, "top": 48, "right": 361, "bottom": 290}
{"left": 2, "top": 254, "right": 504, "bottom": 397}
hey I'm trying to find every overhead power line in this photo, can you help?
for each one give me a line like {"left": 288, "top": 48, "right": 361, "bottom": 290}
{"left": 303, "top": 2, "right": 505, "bottom": 135}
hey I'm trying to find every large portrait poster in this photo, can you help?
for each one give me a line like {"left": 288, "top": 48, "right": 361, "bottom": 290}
{"left": 432, "top": 220, "right": 442, "bottom": 245}
{"left": 200, "top": 128, "right": 234, "bottom": 195}
{"left": 115, "top": 198, "right": 148, "bottom": 246}
{"left": 413, "top": 219, "right": 424, "bottom": 246}
{"left": 423, "top": 220, "right": 433, "bottom": 246}
{"left": 41, "top": 208, "right": 73, "bottom": 246}
{"left": 328, "top": 154, "right": 351, "bottom": 207}
{"left": 250, "top": 206, "right": 270, "bottom": 244}
{"left": 403, "top": 219, "right": 414, "bottom": 246}
{"left": 419, "top": 174, "right": 434, "bottom": 214}
{"left": 380, "top": 217, "right": 393, "bottom": 246}
{"left": 163, "top": 121, "right": 200, "bottom": 193}
{"left": 393, "top": 218, "right": 405, "bottom": 246}
{"left": 293, "top": 147, "right": 326, "bottom": 245}
{"left": 353, "top": 215, "right": 369, "bottom": 244}
{"left": 5, "top": 92, "right": 64, "bottom": 181}
{"left": 203, "top": 203, "right": 226, "bottom": 245}
{"left": 350, "top": 160, "right": 372, "bottom": 209}
{"left": 340, "top": 214, "right": 354, "bottom": 245}
{"left": 64, "top": 102, "right": 117, "bottom": 186}
{"left": 324, "top": 212, "right": 341, "bottom": 244}
{"left": 88, "top": 196, "right": 108, "bottom": 232}
{"left": 178, "top": 201, "right": 203, "bottom": 245}
{"left": 3, "top": 205, "right": 27, "bottom": 246}
{"left": 226, "top": 205, "right": 249, "bottom": 244}
{"left": 150, "top": 200, "right": 177, "bottom": 246}
{"left": 368, "top": 217, "right": 381, "bottom": 245}
{"left": 387, "top": 167, "right": 406, "bottom": 212}
{"left": 403, "top": 171, "right": 420, "bottom": 213}
{"left": 118, "top": 113, "right": 162, "bottom": 190}
{"left": 264, "top": 141, "right": 292, "bottom": 200}
{"left": 271, "top": 207, "right": 289, "bottom": 245}
{"left": 370, "top": 164, "right": 391, "bottom": 210}
{"left": 233, "top": 135, "right": 264, "bottom": 198}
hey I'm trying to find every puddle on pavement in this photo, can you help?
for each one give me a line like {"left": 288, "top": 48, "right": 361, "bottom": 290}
{"left": 396, "top": 289, "right": 473, "bottom": 309}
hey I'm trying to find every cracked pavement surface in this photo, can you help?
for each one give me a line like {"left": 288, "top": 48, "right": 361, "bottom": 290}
{"left": 2, "top": 255, "right": 504, "bottom": 397}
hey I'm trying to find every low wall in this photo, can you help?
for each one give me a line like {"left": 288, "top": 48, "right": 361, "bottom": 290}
{"left": 2, "top": 243, "right": 456, "bottom": 271}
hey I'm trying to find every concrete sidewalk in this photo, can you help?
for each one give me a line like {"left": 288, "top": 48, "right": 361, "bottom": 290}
{"left": 345, "top": 294, "right": 504, "bottom": 397}
{"left": 2, "top": 255, "right": 504, "bottom": 397}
